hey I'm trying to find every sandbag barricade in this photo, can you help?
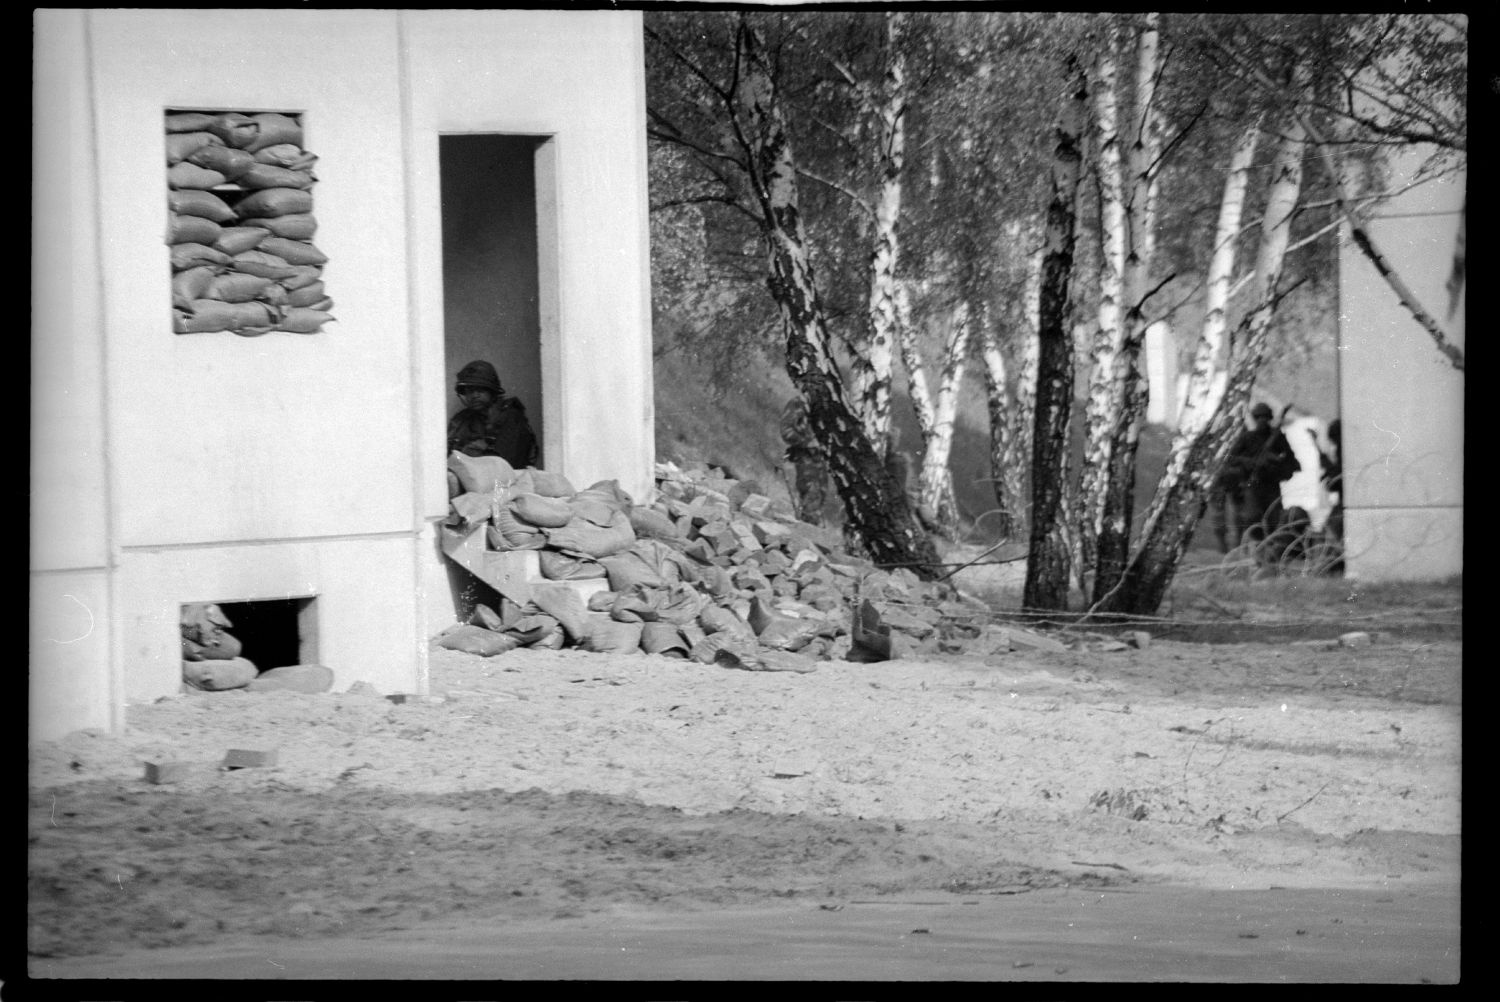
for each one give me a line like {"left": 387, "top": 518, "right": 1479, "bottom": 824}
{"left": 433, "top": 460, "right": 995, "bottom": 668}
{"left": 166, "top": 110, "right": 333, "bottom": 336}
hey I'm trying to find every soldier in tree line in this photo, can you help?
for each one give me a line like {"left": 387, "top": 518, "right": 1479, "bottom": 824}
{"left": 1209, "top": 401, "right": 1301, "bottom": 553}
{"left": 779, "top": 396, "right": 829, "bottom": 526}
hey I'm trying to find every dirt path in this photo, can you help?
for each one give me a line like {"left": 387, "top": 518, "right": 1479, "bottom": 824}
{"left": 26, "top": 631, "right": 1461, "bottom": 981}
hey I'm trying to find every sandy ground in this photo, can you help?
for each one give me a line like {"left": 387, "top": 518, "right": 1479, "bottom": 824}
{"left": 27, "top": 599, "right": 1461, "bottom": 981}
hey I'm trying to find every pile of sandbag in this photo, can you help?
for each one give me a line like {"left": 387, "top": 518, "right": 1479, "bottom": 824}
{"left": 166, "top": 111, "right": 334, "bottom": 336}
{"left": 180, "top": 602, "right": 258, "bottom": 691}
{"left": 436, "top": 456, "right": 991, "bottom": 667}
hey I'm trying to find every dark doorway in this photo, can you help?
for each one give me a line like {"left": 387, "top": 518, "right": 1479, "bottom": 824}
{"left": 439, "top": 134, "right": 546, "bottom": 467}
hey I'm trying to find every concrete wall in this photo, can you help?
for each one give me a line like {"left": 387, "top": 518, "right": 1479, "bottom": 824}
{"left": 1337, "top": 155, "right": 1464, "bottom": 581}
{"left": 31, "top": 9, "right": 653, "bottom": 740}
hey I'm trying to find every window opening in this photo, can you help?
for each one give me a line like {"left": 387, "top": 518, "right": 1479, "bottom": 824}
{"left": 166, "top": 109, "right": 334, "bottom": 336}
{"left": 180, "top": 597, "right": 318, "bottom": 692}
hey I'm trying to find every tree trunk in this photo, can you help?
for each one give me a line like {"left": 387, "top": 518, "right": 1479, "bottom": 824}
{"left": 1079, "top": 29, "right": 1126, "bottom": 587}
{"left": 920, "top": 300, "right": 971, "bottom": 531}
{"left": 978, "top": 300, "right": 1017, "bottom": 539}
{"left": 1097, "top": 104, "right": 1307, "bottom": 615}
{"left": 1022, "top": 56, "right": 1088, "bottom": 611}
{"left": 850, "top": 11, "right": 909, "bottom": 448}
{"left": 1006, "top": 239, "right": 1043, "bottom": 540}
{"left": 732, "top": 20, "right": 940, "bottom": 577}
{"left": 1091, "top": 11, "right": 1162, "bottom": 603}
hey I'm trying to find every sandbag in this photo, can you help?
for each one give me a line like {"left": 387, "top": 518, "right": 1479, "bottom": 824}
{"left": 579, "top": 615, "right": 642, "bottom": 655}
{"left": 531, "top": 627, "right": 566, "bottom": 650}
{"left": 470, "top": 604, "right": 505, "bottom": 632}
{"left": 258, "top": 283, "right": 290, "bottom": 307}
{"left": 504, "top": 613, "right": 559, "bottom": 646}
{"left": 171, "top": 240, "right": 232, "bottom": 271}
{"left": 527, "top": 469, "right": 576, "bottom": 498}
{"left": 180, "top": 599, "right": 236, "bottom": 646}
{"left": 245, "top": 664, "right": 334, "bottom": 694}
{"left": 169, "top": 189, "right": 237, "bottom": 223}
{"left": 244, "top": 112, "right": 304, "bottom": 153}
{"left": 544, "top": 511, "right": 636, "bottom": 559}
{"left": 285, "top": 281, "right": 327, "bottom": 308}
{"left": 434, "top": 624, "right": 522, "bottom": 657}
{"left": 243, "top": 213, "right": 317, "bottom": 239}
{"left": 587, "top": 590, "right": 619, "bottom": 612}
{"left": 747, "top": 596, "right": 821, "bottom": 652}
{"left": 174, "top": 300, "right": 279, "bottom": 334}
{"left": 279, "top": 265, "right": 323, "bottom": 291}
{"left": 167, "top": 161, "right": 227, "bottom": 190}
{"left": 487, "top": 521, "right": 546, "bottom": 552}
{"left": 206, "top": 272, "right": 275, "bottom": 303}
{"left": 537, "top": 549, "right": 607, "bottom": 580}
{"left": 305, "top": 296, "right": 335, "bottom": 312}
{"left": 628, "top": 506, "right": 681, "bottom": 541}
{"left": 187, "top": 144, "right": 257, "bottom": 181}
{"left": 181, "top": 635, "right": 243, "bottom": 662}
{"left": 166, "top": 131, "right": 222, "bottom": 165}
{"left": 639, "top": 621, "right": 689, "bottom": 657}
{"left": 171, "top": 266, "right": 216, "bottom": 310}
{"left": 580, "top": 480, "right": 634, "bottom": 509}
{"left": 599, "top": 548, "right": 663, "bottom": 591}
{"left": 182, "top": 657, "right": 259, "bottom": 691}
{"left": 448, "top": 491, "right": 493, "bottom": 527}
{"left": 529, "top": 584, "right": 593, "bottom": 644}
{"left": 165, "top": 112, "right": 218, "bottom": 133}
{"left": 230, "top": 250, "right": 300, "bottom": 280}
{"left": 207, "top": 113, "right": 259, "bottom": 149}
{"left": 698, "top": 604, "right": 756, "bottom": 641}
{"left": 449, "top": 451, "right": 516, "bottom": 494}
{"left": 237, "top": 163, "right": 315, "bottom": 190}
{"left": 254, "top": 144, "right": 318, "bottom": 169}
{"left": 272, "top": 308, "right": 333, "bottom": 334}
{"left": 256, "top": 236, "right": 327, "bottom": 266}
{"left": 566, "top": 496, "right": 618, "bottom": 527}
{"left": 235, "top": 187, "right": 313, "bottom": 219}
{"left": 167, "top": 213, "right": 222, "bottom": 246}
{"left": 511, "top": 492, "right": 575, "bottom": 529}
{"left": 213, "top": 226, "right": 269, "bottom": 255}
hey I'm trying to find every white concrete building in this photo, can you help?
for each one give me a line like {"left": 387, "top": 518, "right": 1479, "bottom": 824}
{"left": 31, "top": 9, "right": 655, "bottom": 740}
{"left": 1336, "top": 154, "right": 1464, "bottom": 581}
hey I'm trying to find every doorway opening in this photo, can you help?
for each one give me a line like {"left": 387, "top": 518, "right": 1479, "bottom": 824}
{"left": 439, "top": 134, "right": 548, "bottom": 469}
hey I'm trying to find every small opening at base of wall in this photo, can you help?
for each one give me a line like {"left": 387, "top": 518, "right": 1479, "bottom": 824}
{"left": 202, "top": 598, "right": 315, "bottom": 672}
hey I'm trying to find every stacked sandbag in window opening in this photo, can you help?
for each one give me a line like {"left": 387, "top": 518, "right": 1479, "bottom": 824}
{"left": 166, "top": 111, "right": 334, "bottom": 336}
{"left": 437, "top": 456, "right": 997, "bottom": 669}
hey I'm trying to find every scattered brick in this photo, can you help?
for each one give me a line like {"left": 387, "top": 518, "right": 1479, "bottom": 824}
{"left": 221, "top": 748, "right": 278, "bottom": 770}
{"left": 143, "top": 761, "right": 192, "bottom": 784}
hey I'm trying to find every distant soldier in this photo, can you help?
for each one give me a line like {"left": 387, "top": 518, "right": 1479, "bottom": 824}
{"left": 1216, "top": 402, "right": 1301, "bottom": 552}
{"left": 779, "top": 396, "right": 829, "bottom": 526}
{"left": 447, "top": 359, "right": 539, "bottom": 470}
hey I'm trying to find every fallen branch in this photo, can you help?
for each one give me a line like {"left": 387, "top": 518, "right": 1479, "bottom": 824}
{"left": 1277, "top": 781, "right": 1332, "bottom": 823}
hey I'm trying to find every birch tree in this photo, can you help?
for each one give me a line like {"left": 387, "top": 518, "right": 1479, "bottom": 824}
{"left": 1022, "top": 55, "right": 1088, "bottom": 611}
{"left": 646, "top": 13, "right": 941, "bottom": 574}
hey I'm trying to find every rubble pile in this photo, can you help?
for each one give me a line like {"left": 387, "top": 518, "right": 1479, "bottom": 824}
{"left": 435, "top": 457, "right": 1017, "bottom": 671}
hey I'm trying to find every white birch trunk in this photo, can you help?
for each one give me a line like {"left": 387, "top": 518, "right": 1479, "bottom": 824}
{"left": 1079, "top": 32, "right": 1127, "bottom": 572}
{"left": 1173, "top": 120, "right": 1260, "bottom": 442}
{"left": 920, "top": 300, "right": 971, "bottom": 528}
{"left": 895, "top": 280, "right": 936, "bottom": 442}
{"left": 852, "top": 11, "right": 910, "bottom": 447}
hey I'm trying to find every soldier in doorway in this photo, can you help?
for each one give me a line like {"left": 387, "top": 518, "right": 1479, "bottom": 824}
{"left": 447, "top": 359, "right": 539, "bottom": 469}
